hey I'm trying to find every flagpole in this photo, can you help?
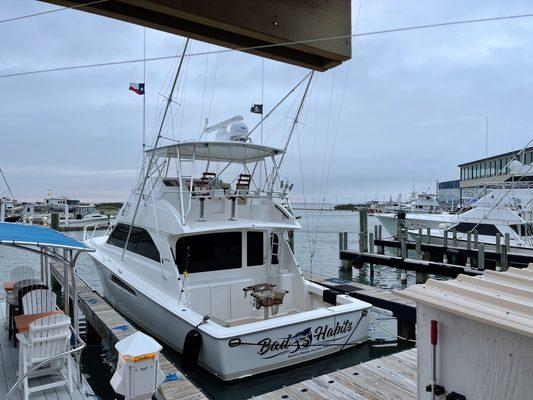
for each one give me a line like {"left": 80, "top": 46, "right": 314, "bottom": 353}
{"left": 260, "top": 58, "right": 264, "bottom": 186}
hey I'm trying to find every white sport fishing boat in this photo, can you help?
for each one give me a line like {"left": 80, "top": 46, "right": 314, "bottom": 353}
{"left": 84, "top": 61, "right": 370, "bottom": 380}
{"left": 409, "top": 202, "right": 533, "bottom": 249}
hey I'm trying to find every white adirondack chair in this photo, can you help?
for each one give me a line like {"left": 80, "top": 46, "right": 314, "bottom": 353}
{"left": 6, "top": 278, "right": 42, "bottom": 330}
{"left": 10, "top": 266, "right": 37, "bottom": 282}
{"left": 16, "top": 314, "right": 73, "bottom": 400}
{"left": 22, "top": 289, "right": 57, "bottom": 315}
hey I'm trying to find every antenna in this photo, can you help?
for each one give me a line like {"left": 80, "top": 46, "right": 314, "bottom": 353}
{"left": 485, "top": 116, "right": 489, "bottom": 159}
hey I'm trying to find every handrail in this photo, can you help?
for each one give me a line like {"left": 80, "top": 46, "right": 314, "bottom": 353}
{"left": 3, "top": 327, "right": 86, "bottom": 400}
{"left": 82, "top": 221, "right": 113, "bottom": 241}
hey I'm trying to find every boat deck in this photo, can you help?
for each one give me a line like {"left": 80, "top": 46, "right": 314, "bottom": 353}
{"left": 0, "top": 302, "right": 95, "bottom": 400}
{"left": 254, "top": 348, "right": 417, "bottom": 400}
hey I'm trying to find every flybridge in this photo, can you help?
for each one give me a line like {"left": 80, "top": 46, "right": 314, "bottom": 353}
{"left": 145, "top": 141, "right": 285, "bottom": 163}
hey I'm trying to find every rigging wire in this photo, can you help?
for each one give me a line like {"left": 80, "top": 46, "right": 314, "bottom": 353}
{"left": 0, "top": 0, "right": 109, "bottom": 25}
{"left": 307, "top": 0, "right": 362, "bottom": 263}
{"left": 207, "top": 51, "right": 220, "bottom": 121}
{"left": 199, "top": 43, "right": 211, "bottom": 133}
{"left": 4, "top": 11, "right": 533, "bottom": 79}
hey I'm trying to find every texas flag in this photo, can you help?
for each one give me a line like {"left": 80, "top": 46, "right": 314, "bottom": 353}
{"left": 129, "top": 82, "right": 145, "bottom": 95}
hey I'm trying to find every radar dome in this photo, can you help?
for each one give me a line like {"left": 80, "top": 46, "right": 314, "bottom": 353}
{"left": 229, "top": 121, "right": 249, "bottom": 141}
{"left": 509, "top": 160, "right": 523, "bottom": 174}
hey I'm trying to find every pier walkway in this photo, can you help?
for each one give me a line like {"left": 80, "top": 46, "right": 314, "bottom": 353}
{"left": 254, "top": 348, "right": 417, "bottom": 400}
{"left": 0, "top": 301, "right": 95, "bottom": 400}
{"left": 50, "top": 264, "right": 207, "bottom": 400}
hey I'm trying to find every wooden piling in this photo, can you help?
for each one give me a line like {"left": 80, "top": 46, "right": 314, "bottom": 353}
{"left": 426, "top": 227, "right": 431, "bottom": 244}
{"left": 501, "top": 244, "right": 508, "bottom": 271}
{"left": 452, "top": 228, "right": 458, "bottom": 247}
{"left": 474, "top": 229, "right": 479, "bottom": 249}
{"left": 368, "top": 232, "right": 375, "bottom": 278}
{"left": 478, "top": 243, "right": 485, "bottom": 270}
{"left": 339, "top": 232, "right": 350, "bottom": 271}
{"left": 415, "top": 235, "right": 427, "bottom": 283}
{"left": 51, "top": 212, "right": 59, "bottom": 230}
{"left": 467, "top": 231, "right": 472, "bottom": 251}
{"left": 504, "top": 233, "right": 511, "bottom": 251}
{"left": 359, "top": 209, "right": 368, "bottom": 253}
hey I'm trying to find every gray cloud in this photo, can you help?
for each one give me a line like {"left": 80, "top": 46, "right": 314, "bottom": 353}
{"left": 1, "top": 0, "right": 532, "bottom": 203}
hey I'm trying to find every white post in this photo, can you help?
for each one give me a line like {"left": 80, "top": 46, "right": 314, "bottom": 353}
{"left": 64, "top": 203, "right": 70, "bottom": 228}
{"left": 0, "top": 203, "right": 5, "bottom": 222}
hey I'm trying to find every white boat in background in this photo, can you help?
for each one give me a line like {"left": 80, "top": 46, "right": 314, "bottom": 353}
{"left": 372, "top": 193, "right": 456, "bottom": 237}
{"left": 375, "top": 212, "right": 457, "bottom": 237}
{"left": 409, "top": 205, "right": 533, "bottom": 249}
{"left": 84, "top": 63, "right": 370, "bottom": 381}
{"left": 60, "top": 212, "right": 112, "bottom": 229}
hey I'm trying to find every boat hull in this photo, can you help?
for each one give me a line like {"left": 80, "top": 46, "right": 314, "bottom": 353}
{"left": 94, "top": 259, "right": 369, "bottom": 381}
{"left": 375, "top": 213, "right": 456, "bottom": 237}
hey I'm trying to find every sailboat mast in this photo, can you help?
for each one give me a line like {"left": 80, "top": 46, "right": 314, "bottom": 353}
{"left": 122, "top": 38, "right": 190, "bottom": 260}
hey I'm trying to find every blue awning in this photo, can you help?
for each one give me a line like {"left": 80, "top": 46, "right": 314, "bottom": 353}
{"left": 0, "top": 222, "right": 93, "bottom": 252}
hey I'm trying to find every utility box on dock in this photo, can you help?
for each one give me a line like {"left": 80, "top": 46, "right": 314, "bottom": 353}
{"left": 111, "top": 332, "right": 165, "bottom": 400}
{"left": 399, "top": 267, "right": 533, "bottom": 400}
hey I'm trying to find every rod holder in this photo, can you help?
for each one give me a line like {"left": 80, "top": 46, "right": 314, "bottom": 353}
{"left": 229, "top": 197, "right": 237, "bottom": 221}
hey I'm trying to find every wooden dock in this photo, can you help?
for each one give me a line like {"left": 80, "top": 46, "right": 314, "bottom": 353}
{"left": 340, "top": 250, "right": 483, "bottom": 278}
{"left": 0, "top": 301, "right": 96, "bottom": 400}
{"left": 254, "top": 348, "right": 417, "bottom": 400}
{"left": 305, "top": 272, "right": 416, "bottom": 338}
{"left": 50, "top": 264, "right": 207, "bottom": 400}
{"left": 374, "top": 237, "right": 533, "bottom": 269}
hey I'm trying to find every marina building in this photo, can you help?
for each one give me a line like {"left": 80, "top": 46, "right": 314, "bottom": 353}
{"left": 458, "top": 146, "right": 533, "bottom": 202}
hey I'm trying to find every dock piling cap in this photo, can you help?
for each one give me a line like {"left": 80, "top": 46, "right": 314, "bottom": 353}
{"left": 115, "top": 332, "right": 162, "bottom": 361}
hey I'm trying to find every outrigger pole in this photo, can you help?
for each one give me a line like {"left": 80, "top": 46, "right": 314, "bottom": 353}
{"left": 270, "top": 71, "right": 315, "bottom": 190}
{"left": 0, "top": 168, "right": 15, "bottom": 201}
{"left": 121, "top": 38, "right": 190, "bottom": 260}
{"left": 246, "top": 71, "right": 313, "bottom": 139}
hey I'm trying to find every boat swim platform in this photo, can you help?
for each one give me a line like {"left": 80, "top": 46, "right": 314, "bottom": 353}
{"left": 253, "top": 348, "right": 417, "bottom": 400}
{"left": 0, "top": 301, "right": 96, "bottom": 400}
{"left": 49, "top": 264, "right": 208, "bottom": 400}
{"left": 304, "top": 272, "right": 416, "bottom": 339}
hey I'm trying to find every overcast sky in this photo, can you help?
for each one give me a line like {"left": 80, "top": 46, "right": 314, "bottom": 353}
{"left": 1, "top": 0, "right": 533, "bottom": 203}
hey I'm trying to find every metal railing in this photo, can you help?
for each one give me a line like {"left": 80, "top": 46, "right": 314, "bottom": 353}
{"left": 3, "top": 327, "right": 86, "bottom": 400}
{"left": 82, "top": 221, "right": 114, "bottom": 241}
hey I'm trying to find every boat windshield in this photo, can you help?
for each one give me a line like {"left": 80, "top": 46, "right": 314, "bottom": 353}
{"left": 454, "top": 222, "right": 500, "bottom": 235}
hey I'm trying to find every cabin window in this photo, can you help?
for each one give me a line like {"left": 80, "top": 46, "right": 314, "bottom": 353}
{"left": 271, "top": 233, "right": 279, "bottom": 264}
{"left": 454, "top": 222, "right": 499, "bottom": 236}
{"left": 247, "top": 232, "right": 264, "bottom": 266}
{"left": 107, "top": 223, "right": 161, "bottom": 262}
{"left": 175, "top": 232, "right": 242, "bottom": 273}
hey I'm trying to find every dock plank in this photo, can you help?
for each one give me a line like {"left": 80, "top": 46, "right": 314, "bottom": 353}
{"left": 254, "top": 349, "right": 417, "bottom": 400}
